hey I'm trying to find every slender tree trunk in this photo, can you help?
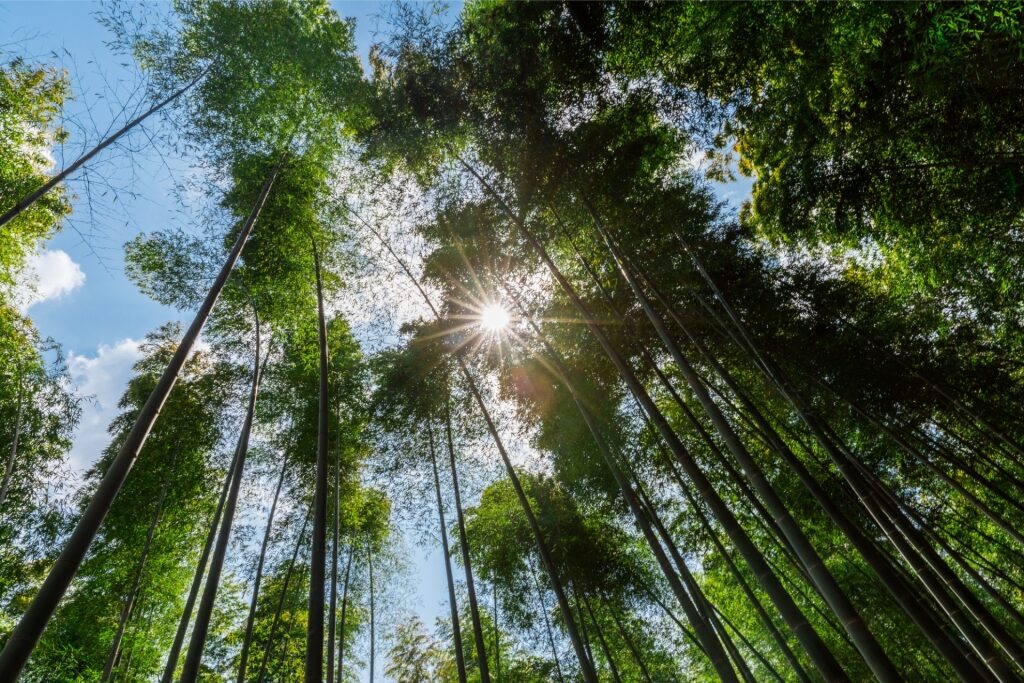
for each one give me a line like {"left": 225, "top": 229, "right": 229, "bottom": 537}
{"left": 101, "top": 455, "right": 174, "bottom": 683}
{"left": 428, "top": 423, "right": 468, "bottom": 683}
{"left": 462, "top": 162, "right": 847, "bottom": 683}
{"left": 368, "top": 544, "right": 375, "bottom": 683}
{"left": 161, "top": 455, "right": 237, "bottom": 683}
{"left": 337, "top": 546, "right": 353, "bottom": 683}
{"left": 636, "top": 487, "right": 755, "bottom": 683}
{"left": 493, "top": 582, "right": 501, "bottom": 683}
{"left": 237, "top": 450, "right": 290, "bottom": 683}
{"left": 585, "top": 198, "right": 899, "bottom": 683}
{"left": 605, "top": 601, "right": 655, "bottom": 683}
{"left": 457, "top": 356, "right": 599, "bottom": 683}
{"left": 443, "top": 402, "right": 491, "bottom": 683}
{"left": 118, "top": 643, "right": 136, "bottom": 683}
{"left": 179, "top": 316, "right": 264, "bottom": 683}
{"left": 671, "top": 232, "right": 1024, "bottom": 678}
{"left": 581, "top": 595, "right": 621, "bottom": 683}
{"left": 709, "top": 603, "right": 788, "bottom": 683}
{"left": 0, "top": 68, "right": 208, "bottom": 230}
{"left": 573, "top": 592, "right": 597, "bottom": 676}
{"left": 0, "top": 165, "right": 278, "bottom": 682}
{"left": 255, "top": 505, "right": 311, "bottom": 683}
{"left": 306, "top": 239, "right": 330, "bottom": 683}
{"left": 348, "top": 202, "right": 597, "bottom": 683}
{"left": 504, "top": 284, "right": 740, "bottom": 681}
{"left": 645, "top": 587, "right": 706, "bottom": 655}
{"left": 0, "top": 356, "right": 25, "bottom": 511}
{"left": 664, "top": 460, "right": 813, "bottom": 683}
{"left": 529, "top": 561, "right": 565, "bottom": 683}
{"left": 327, "top": 430, "right": 341, "bottom": 683}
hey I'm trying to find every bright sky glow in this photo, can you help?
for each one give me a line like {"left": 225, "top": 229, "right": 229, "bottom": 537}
{"left": 479, "top": 303, "right": 510, "bottom": 332}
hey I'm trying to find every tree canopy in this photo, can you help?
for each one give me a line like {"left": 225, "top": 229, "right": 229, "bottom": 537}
{"left": 2, "top": 1, "right": 1024, "bottom": 682}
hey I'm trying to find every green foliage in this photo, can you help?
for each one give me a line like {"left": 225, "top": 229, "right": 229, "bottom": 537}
{"left": 136, "top": 0, "right": 368, "bottom": 162}
{"left": 0, "top": 57, "right": 70, "bottom": 289}
{"left": 22, "top": 325, "right": 236, "bottom": 682}
{"left": 7, "top": 1, "right": 1024, "bottom": 681}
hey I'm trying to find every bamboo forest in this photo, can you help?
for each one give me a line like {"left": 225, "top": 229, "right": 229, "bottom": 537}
{"left": 3, "top": 1, "right": 1024, "bottom": 681}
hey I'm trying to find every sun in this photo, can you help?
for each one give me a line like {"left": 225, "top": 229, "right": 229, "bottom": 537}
{"left": 479, "top": 303, "right": 511, "bottom": 332}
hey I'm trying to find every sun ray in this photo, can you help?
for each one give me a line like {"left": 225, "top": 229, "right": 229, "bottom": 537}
{"left": 479, "top": 303, "right": 510, "bottom": 332}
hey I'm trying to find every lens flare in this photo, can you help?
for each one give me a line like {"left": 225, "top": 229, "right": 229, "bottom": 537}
{"left": 480, "top": 303, "right": 510, "bottom": 332}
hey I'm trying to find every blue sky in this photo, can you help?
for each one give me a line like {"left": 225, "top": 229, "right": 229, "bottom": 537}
{"left": 3, "top": 2, "right": 452, "bottom": 679}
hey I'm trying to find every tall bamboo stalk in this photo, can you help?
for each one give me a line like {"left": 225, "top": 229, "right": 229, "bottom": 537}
{"left": 327, "top": 414, "right": 342, "bottom": 683}
{"left": 584, "top": 198, "right": 899, "bottom": 682}
{"left": 336, "top": 547, "right": 353, "bottom": 682}
{"left": 463, "top": 162, "right": 848, "bottom": 682}
{"left": 428, "top": 423, "right": 469, "bottom": 683}
{"left": 237, "top": 451, "right": 290, "bottom": 683}
{"left": 0, "top": 165, "right": 278, "bottom": 681}
{"left": 179, "top": 316, "right": 264, "bottom": 683}
{"left": 101, "top": 453, "right": 174, "bottom": 683}
{"left": 368, "top": 544, "right": 375, "bottom": 683}
{"left": 443, "top": 402, "right": 491, "bottom": 683}
{"left": 256, "top": 505, "right": 312, "bottom": 683}
{"left": 305, "top": 239, "right": 331, "bottom": 683}
{"left": 0, "top": 68, "right": 209, "bottom": 230}
{"left": 161, "top": 455, "right": 237, "bottom": 683}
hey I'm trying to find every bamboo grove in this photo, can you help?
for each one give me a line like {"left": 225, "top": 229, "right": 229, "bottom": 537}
{"left": 1, "top": 1, "right": 1024, "bottom": 681}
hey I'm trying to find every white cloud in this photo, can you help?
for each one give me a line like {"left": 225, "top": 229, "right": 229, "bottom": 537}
{"left": 19, "top": 249, "right": 86, "bottom": 311}
{"left": 66, "top": 339, "right": 143, "bottom": 477}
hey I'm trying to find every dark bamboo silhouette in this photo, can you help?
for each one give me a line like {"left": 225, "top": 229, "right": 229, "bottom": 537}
{"left": 327, "top": 428, "right": 341, "bottom": 683}
{"left": 305, "top": 239, "right": 330, "bottom": 683}
{"left": 0, "top": 69, "right": 208, "bottom": 230}
{"left": 462, "top": 162, "right": 847, "bottom": 682}
{"left": 443, "top": 402, "right": 491, "bottom": 683}
{"left": 493, "top": 582, "right": 501, "bottom": 682}
{"left": 101, "top": 455, "right": 174, "bottom": 683}
{"left": 570, "top": 590, "right": 596, "bottom": 674}
{"left": 368, "top": 544, "right": 375, "bottom": 683}
{"left": 605, "top": 600, "right": 656, "bottom": 683}
{"left": 179, "top": 316, "right": 264, "bottom": 683}
{"left": 161, "top": 456, "right": 237, "bottom": 683}
{"left": 256, "top": 505, "right": 312, "bottom": 683}
{"left": 581, "top": 595, "right": 620, "bottom": 683}
{"left": 237, "top": 451, "right": 290, "bottom": 683}
{"left": 428, "top": 423, "right": 468, "bottom": 683}
{"left": 529, "top": 561, "right": 566, "bottom": 683}
{"left": 0, "top": 165, "right": 278, "bottom": 681}
{"left": 337, "top": 546, "right": 353, "bottom": 683}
